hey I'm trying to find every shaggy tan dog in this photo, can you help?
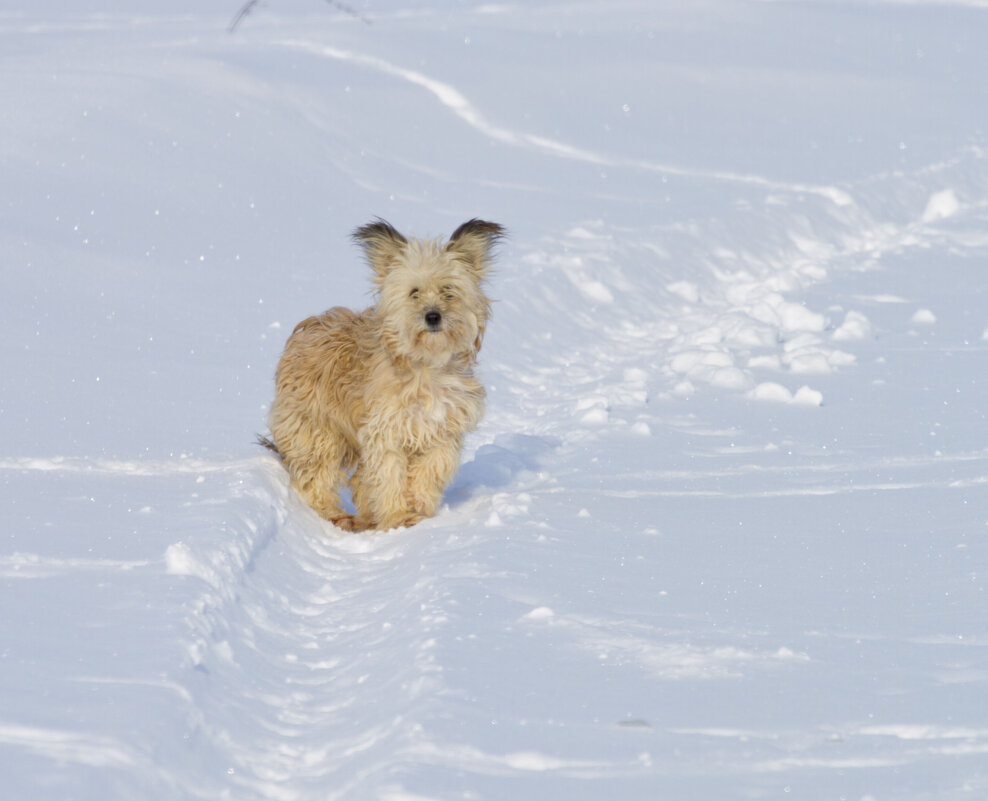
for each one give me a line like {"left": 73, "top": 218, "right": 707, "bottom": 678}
{"left": 266, "top": 218, "right": 504, "bottom": 531}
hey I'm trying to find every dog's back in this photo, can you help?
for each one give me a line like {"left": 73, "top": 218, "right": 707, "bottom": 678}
{"left": 270, "top": 307, "right": 371, "bottom": 462}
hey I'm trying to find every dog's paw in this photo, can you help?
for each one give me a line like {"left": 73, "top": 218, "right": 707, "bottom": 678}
{"left": 326, "top": 513, "right": 357, "bottom": 532}
{"left": 377, "top": 511, "right": 425, "bottom": 531}
{"left": 406, "top": 491, "right": 440, "bottom": 520}
{"left": 351, "top": 514, "right": 376, "bottom": 532}
{"left": 398, "top": 511, "right": 426, "bottom": 528}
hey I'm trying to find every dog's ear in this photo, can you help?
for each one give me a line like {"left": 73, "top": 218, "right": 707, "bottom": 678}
{"left": 352, "top": 219, "right": 408, "bottom": 279}
{"left": 446, "top": 219, "right": 505, "bottom": 277}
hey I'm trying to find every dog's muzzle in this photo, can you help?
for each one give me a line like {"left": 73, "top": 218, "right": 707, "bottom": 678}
{"left": 424, "top": 309, "right": 442, "bottom": 331}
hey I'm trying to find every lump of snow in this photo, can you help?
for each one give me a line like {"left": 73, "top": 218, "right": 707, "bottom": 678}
{"left": 164, "top": 542, "right": 196, "bottom": 576}
{"left": 863, "top": 294, "right": 908, "bottom": 304}
{"left": 748, "top": 354, "right": 782, "bottom": 371}
{"left": 669, "top": 351, "right": 706, "bottom": 374}
{"left": 576, "top": 396, "right": 609, "bottom": 424}
{"left": 631, "top": 421, "right": 652, "bottom": 436}
{"left": 667, "top": 280, "right": 699, "bottom": 303}
{"left": 792, "top": 385, "right": 823, "bottom": 406}
{"left": 575, "top": 395, "right": 607, "bottom": 411}
{"left": 731, "top": 324, "right": 777, "bottom": 349}
{"left": 164, "top": 542, "right": 217, "bottom": 586}
{"left": 921, "top": 189, "right": 960, "bottom": 223}
{"left": 689, "top": 350, "right": 733, "bottom": 371}
{"left": 819, "top": 186, "right": 854, "bottom": 207}
{"left": 576, "top": 280, "right": 614, "bottom": 304}
{"left": 774, "top": 646, "right": 810, "bottom": 662}
{"left": 748, "top": 382, "right": 792, "bottom": 404}
{"left": 523, "top": 606, "right": 555, "bottom": 621}
{"left": 828, "top": 350, "right": 856, "bottom": 368}
{"left": 580, "top": 408, "right": 609, "bottom": 425}
{"left": 749, "top": 382, "right": 821, "bottom": 407}
{"left": 504, "top": 751, "right": 565, "bottom": 771}
{"left": 787, "top": 352, "right": 832, "bottom": 375}
{"left": 832, "top": 310, "right": 873, "bottom": 342}
{"left": 911, "top": 308, "right": 937, "bottom": 325}
{"left": 783, "top": 332, "right": 822, "bottom": 353}
{"left": 567, "top": 226, "right": 598, "bottom": 239}
{"left": 670, "top": 349, "right": 750, "bottom": 391}
{"left": 672, "top": 379, "right": 695, "bottom": 397}
{"left": 689, "top": 326, "right": 725, "bottom": 346}
{"left": 799, "top": 264, "right": 827, "bottom": 282}
{"left": 779, "top": 302, "right": 827, "bottom": 333}
{"left": 709, "top": 366, "right": 749, "bottom": 390}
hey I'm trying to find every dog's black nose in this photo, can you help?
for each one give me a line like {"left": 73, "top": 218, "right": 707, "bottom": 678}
{"left": 425, "top": 310, "right": 442, "bottom": 329}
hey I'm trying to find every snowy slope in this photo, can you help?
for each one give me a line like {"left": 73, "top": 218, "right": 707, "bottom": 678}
{"left": 2, "top": 2, "right": 987, "bottom": 799}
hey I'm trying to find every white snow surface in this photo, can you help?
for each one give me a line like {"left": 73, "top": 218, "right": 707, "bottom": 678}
{"left": 2, "top": 2, "right": 987, "bottom": 799}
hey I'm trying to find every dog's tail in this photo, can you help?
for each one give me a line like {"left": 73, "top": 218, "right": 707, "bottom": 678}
{"left": 256, "top": 434, "right": 283, "bottom": 460}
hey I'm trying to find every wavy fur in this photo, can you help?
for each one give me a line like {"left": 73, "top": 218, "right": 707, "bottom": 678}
{"left": 267, "top": 218, "right": 504, "bottom": 531}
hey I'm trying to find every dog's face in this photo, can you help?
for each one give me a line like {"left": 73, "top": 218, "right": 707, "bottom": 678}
{"left": 354, "top": 219, "right": 504, "bottom": 366}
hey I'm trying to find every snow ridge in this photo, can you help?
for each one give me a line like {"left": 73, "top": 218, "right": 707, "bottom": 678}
{"left": 277, "top": 37, "right": 854, "bottom": 204}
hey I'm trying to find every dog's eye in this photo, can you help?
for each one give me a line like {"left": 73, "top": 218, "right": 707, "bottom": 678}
{"left": 441, "top": 285, "right": 454, "bottom": 300}
{"left": 409, "top": 288, "right": 419, "bottom": 299}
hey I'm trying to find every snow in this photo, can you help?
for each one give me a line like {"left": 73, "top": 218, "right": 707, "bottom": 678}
{"left": 921, "top": 189, "right": 960, "bottom": 223}
{"left": 911, "top": 308, "right": 938, "bottom": 325}
{"left": 2, "top": 1, "right": 988, "bottom": 799}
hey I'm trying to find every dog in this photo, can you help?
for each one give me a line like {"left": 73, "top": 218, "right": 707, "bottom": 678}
{"left": 264, "top": 218, "right": 504, "bottom": 531}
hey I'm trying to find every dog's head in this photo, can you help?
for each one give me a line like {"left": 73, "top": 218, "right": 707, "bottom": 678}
{"left": 353, "top": 218, "right": 504, "bottom": 366}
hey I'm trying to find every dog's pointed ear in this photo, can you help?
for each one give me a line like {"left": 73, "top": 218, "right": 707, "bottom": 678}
{"left": 446, "top": 219, "right": 505, "bottom": 277}
{"left": 352, "top": 219, "right": 408, "bottom": 280}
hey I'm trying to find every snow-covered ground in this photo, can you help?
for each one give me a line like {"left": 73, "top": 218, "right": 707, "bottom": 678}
{"left": 2, "top": 1, "right": 987, "bottom": 798}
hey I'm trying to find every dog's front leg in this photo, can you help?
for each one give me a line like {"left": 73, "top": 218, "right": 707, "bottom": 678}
{"left": 360, "top": 433, "right": 420, "bottom": 530}
{"left": 407, "top": 442, "right": 460, "bottom": 521}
